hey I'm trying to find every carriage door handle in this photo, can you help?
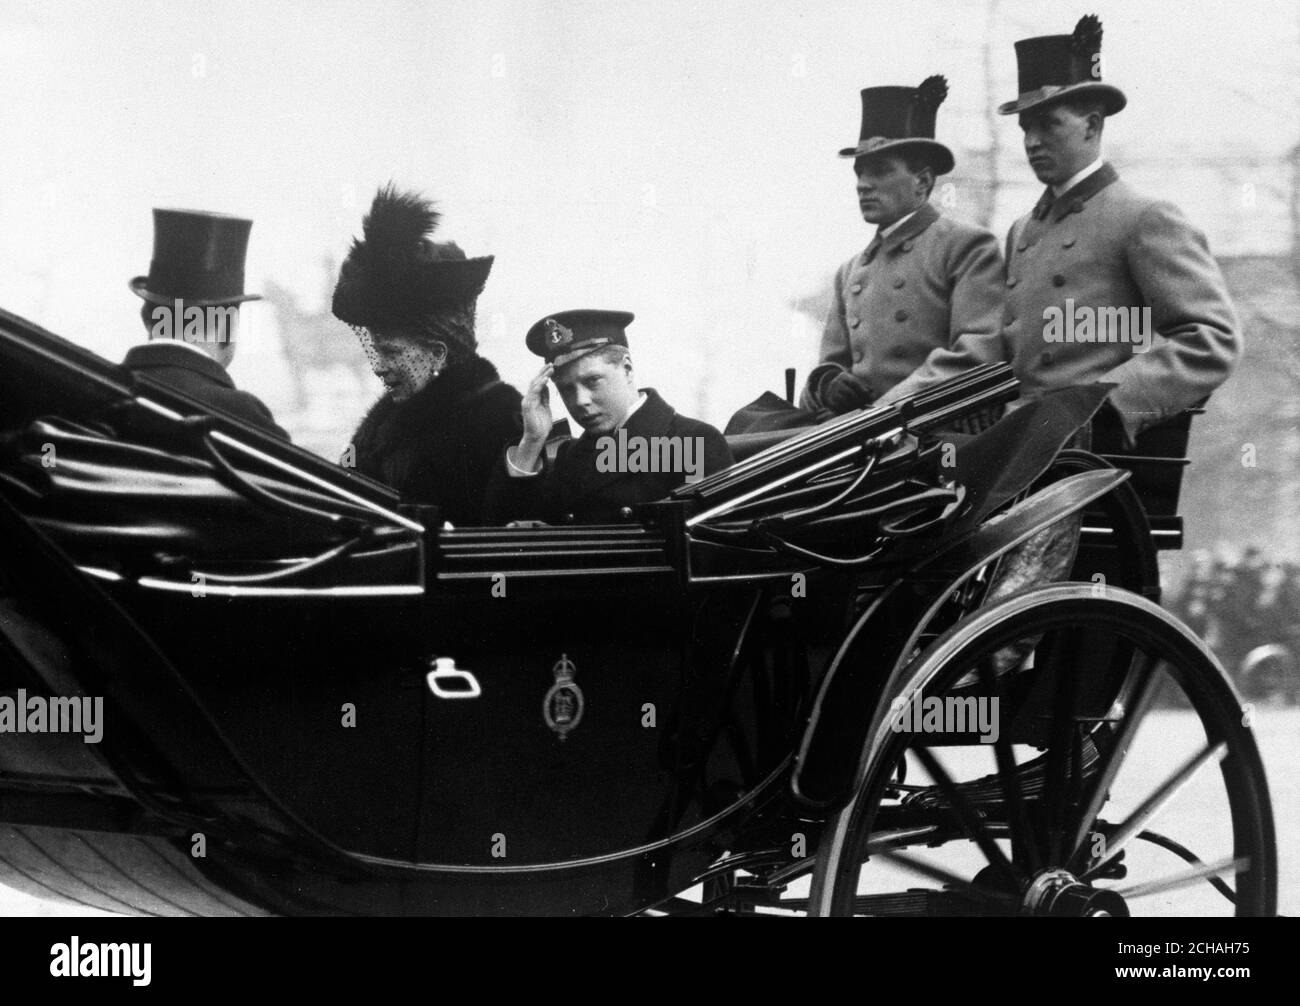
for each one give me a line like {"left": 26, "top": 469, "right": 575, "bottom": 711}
{"left": 426, "top": 657, "right": 482, "bottom": 699}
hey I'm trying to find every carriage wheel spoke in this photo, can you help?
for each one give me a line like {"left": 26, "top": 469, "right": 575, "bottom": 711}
{"left": 1044, "top": 626, "right": 1084, "bottom": 865}
{"left": 976, "top": 657, "right": 1039, "bottom": 872}
{"left": 1082, "top": 741, "right": 1229, "bottom": 878}
{"left": 913, "top": 746, "right": 1018, "bottom": 886}
{"left": 1133, "top": 830, "right": 1239, "bottom": 905}
{"left": 877, "top": 850, "right": 1017, "bottom": 908}
{"left": 864, "top": 826, "right": 941, "bottom": 853}
{"left": 1066, "top": 653, "right": 1163, "bottom": 870}
{"left": 1112, "top": 855, "right": 1248, "bottom": 901}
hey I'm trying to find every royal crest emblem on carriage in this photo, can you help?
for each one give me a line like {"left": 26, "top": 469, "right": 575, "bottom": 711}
{"left": 543, "top": 653, "right": 584, "bottom": 740}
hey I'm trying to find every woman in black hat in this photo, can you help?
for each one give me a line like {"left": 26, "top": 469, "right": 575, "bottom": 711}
{"left": 332, "top": 186, "right": 522, "bottom": 525}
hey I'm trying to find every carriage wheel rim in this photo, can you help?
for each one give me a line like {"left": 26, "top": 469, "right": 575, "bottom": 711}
{"left": 808, "top": 582, "right": 1277, "bottom": 918}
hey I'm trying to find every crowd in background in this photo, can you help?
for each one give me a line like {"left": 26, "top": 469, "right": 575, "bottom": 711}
{"left": 1168, "top": 547, "right": 1300, "bottom": 697}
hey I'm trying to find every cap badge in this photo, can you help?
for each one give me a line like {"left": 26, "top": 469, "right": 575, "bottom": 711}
{"left": 544, "top": 318, "right": 574, "bottom": 350}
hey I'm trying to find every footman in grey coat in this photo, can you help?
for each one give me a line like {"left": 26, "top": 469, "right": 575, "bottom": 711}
{"left": 802, "top": 76, "right": 1006, "bottom": 421}
{"left": 995, "top": 14, "right": 1240, "bottom": 445}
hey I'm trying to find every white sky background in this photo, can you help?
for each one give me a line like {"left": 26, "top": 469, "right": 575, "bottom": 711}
{"left": 1, "top": 0, "right": 1297, "bottom": 436}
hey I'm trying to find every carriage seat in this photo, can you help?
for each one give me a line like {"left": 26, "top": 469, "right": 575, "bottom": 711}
{"left": 1085, "top": 402, "right": 1203, "bottom": 551}
{"left": 720, "top": 366, "right": 1201, "bottom": 551}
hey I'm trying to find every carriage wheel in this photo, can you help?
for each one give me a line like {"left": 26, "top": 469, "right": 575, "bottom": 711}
{"left": 807, "top": 583, "right": 1277, "bottom": 917}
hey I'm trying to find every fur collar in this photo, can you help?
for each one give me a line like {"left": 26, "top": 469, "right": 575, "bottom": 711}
{"left": 352, "top": 354, "right": 504, "bottom": 456}
{"left": 357, "top": 354, "right": 499, "bottom": 425}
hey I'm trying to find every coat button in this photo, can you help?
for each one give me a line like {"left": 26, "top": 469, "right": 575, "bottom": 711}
{"left": 850, "top": 316, "right": 861, "bottom": 328}
{"left": 901, "top": 240, "right": 914, "bottom": 252}
{"left": 1007, "top": 277, "right": 1018, "bottom": 288}
{"left": 851, "top": 282, "right": 863, "bottom": 294}
{"left": 1041, "top": 350, "right": 1054, "bottom": 364}
{"left": 1052, "top": 274, "right": 1066, "bottom": 287}
{"left": 619, "top": 507, "right": 633, "bottom": 519}
{"left": 892, "top": 277, "right": 905, "bottom": 288}
{"left": 1063, "top": 237, "right": 1076, "bottom": 248}
{"left": 894, "top": 309, "right": 908, "bottom": 322}
{"left": 563, "top": 513, "right": 575, "bottom": 523}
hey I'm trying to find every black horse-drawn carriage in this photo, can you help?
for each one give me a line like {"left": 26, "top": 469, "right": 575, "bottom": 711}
{"left": 0, "top": 308, "right": 1275, "bottom": 916}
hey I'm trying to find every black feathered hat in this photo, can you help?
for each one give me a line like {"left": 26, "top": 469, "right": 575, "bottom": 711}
{"left": 838, "top": 76, "right": 955, "bottom": 176}
{"left": 998, "top": 15, "right": 1126, "bottom": 116}
{"left": 331, "top": 185, "right": 494, "bottom": 330}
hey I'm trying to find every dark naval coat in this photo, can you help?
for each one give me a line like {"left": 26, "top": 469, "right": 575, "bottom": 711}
{"left": 802, "top": 201, "right": 1007, "bottom": 411}
{"left": 122, "top": 342, "right": 288, "bottom": 438}
{"left": 484, "top": 388, "right": 733, "bottom": 524}
{"left": 350, "top": 354, "right": 522, "bottom": 525}
{"left": 998, "top": 163, "right": 1240, "bottom": 444}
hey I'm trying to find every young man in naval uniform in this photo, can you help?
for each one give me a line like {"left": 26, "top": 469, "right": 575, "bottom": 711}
{"left": 800, "top": 76, "right": 1006, "bottom": 421}
{"left": 124, "top": 208, "right": 287, "bottom": 438}
{"left": 485, "top": 310, "right": 733, "bottom": 524}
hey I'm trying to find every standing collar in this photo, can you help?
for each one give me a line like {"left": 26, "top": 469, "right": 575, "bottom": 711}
{"left": 878, "top": 208, "right": 919, "bottom": 240}
{"left": 1048, "top": 162, "right": 1120, "bottom": 221}
{"left": 1053, "top": 157, "right": 1105, "bottom": 198}
{"left": 123, "top": 341, "right": 233, "bottom": 387}
{"left": 616, "top": 391, "right": 649, "bottom": 430}
{"left": 154, "top": 338, "right": 215, "bottom": 361}
{"left": 879, "top": 201, "right": 939, "bottom": 254}
{"left": 576, "top": 388, "right": 673, "bottom": 446}
{"left": 620, "top": 388, "right": 674, "bottom": 437}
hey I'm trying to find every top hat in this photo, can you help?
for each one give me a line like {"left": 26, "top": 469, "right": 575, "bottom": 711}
{"left": 130, "top": 208, "right": 262, "bottom": 306}
{"left": 998, "top": 15, "right": 1126, "bottom": 116}
{"left": 331, "top": 185, "right": 494, "bottom": 332}
{"left": 838, "top": 75, "right": 955, "bottom": 176}
{"left": 526, "top": 309, "right": 634, "bottom": 368}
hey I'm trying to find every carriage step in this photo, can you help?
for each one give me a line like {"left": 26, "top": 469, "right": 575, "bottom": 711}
{"left": 902, "top": 731, "right": 1101, "bottom": 811}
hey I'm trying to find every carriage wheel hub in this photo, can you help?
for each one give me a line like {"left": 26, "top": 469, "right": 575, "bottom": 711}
{"left": 1022, "top": 868, "right": 1129, "bottom": 917}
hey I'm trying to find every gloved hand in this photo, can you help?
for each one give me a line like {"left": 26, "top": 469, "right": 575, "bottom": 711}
{"left": 803, "top": 365, "right": 873, "bottom": 414}
{"left": 825, "top": 370, "right": 873, "bottom": 412}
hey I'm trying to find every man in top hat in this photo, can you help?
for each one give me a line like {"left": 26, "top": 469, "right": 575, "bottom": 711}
{"left": 993, "top": 14, "right": 1239, "bottom": 446}
{"left": 125, "top": 208, "right": 287, "bottom": 438}
{"left": 944, "top": 15, "right": 1241, "bottom": 678}
{"left": 485, "top": 310, "right": 733, "bottom": 524}
{"left": 800, "top": 75, "right": 1006, "bottom": 421}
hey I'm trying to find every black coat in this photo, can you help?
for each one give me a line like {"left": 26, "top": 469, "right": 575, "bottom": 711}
{"left": 485, "top": 388, "right": 733, "bottom": 524}
{"left": 350, "top": 355, "right": 521, "bottom": 525}
{"left": 122, "top": 342, "right": 288, "bottom": 438}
